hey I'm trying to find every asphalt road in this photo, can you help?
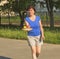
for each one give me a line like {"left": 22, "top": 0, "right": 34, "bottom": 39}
{"left": 0, "top": 38, "right": 60, "bottom": 59}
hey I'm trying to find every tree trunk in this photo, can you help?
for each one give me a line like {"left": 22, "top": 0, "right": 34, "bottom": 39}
{"left": 8, "top": 9, "right": 11, "bottom": 26}
{"left": 49, "top": 10, "right": 54, "bottom": 28}
{"left": 0, "top": 12, "right": 1, "bottom": 25}
{"left": 19, "top": 11, "right": 24, "bottom": 29}
{"left": 45, "top": 0, "right": 54, "bottom": 28}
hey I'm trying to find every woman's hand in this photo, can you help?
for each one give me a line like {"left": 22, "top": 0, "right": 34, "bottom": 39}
{"left": 41, "top": 34, "right": 45, "bottom": 40}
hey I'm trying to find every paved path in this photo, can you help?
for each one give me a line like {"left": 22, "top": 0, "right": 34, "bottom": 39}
{"left": 0, "top": 38, "right": 60, "bottom": 59}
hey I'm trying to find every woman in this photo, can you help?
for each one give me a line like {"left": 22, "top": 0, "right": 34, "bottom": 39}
{"left": 25, "top": 5, "right": 45, "bottom": 59}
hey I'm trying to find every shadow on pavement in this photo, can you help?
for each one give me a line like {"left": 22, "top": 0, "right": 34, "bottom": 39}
{"left": 0, "top": 56, "right": 11, "bottom": 59}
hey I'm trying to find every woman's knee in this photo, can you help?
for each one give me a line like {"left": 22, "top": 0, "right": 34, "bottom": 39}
{"left": 36, "top": 46, "right": 41, "bottom": 54}
{"left": 36, "top": 51, "right": 40, "bottom": 55}
{"left": 36, "top": 49, "right": 41, "bottom": 57}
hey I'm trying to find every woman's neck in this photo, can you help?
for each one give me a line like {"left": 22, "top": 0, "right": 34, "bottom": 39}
{"left": 29, "top": 14, "right": 35, "bottom": 17}
{"left": 29, "top": 15, "right": 36, "bottom": 21}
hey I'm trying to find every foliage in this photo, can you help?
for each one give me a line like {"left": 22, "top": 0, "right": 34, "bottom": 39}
{"left": 55, "top": 0, "right": 60, "bottom": 8}
{"left": 44, "top": 0, "right": 60, "bottom": 28}
{"left": 10, "top": 0, "right": 35, "bottom": 12}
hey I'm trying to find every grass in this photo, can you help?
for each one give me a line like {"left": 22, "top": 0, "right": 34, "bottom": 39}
{"left": 44, "top": 27, "right": 60, "bottom": 44}
{"left": 0, "top": 27, "right": 27, "bottom": 40}
{"left": 0, "top": 26, "right": 60, "bottom": 44}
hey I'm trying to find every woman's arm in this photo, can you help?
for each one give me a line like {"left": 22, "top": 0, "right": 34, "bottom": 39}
{"left": 25, "top": 20, "right": 30, "bottom": 28}
{"left": 39, "top": 20, "right": 45, "bottom": 40}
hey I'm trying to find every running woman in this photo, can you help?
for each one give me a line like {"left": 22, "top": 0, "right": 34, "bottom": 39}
{"left": 25, "top": 5, "right": 45, "bottom": 59}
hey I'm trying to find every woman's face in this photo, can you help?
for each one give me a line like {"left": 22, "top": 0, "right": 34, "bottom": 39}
{"left": 28, "top": 8, "right": 35, "bottom": 16}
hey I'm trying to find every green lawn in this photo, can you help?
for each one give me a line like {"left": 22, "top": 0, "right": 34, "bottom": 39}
{"left": 0, "top": 27, "right": 27, "bottom": 40}
{"left": 0, "top": 27, "right": 60, "bottom": 44}
{"left": 44, "top": 27, "right": 60, "bottom": 44}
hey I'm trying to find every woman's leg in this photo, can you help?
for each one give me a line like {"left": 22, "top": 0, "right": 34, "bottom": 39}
{"left": 31, "top": 46, "right": 37, "bottom": 59}
{"left": 36, "top": 45, "right": 41, "bottom": 57}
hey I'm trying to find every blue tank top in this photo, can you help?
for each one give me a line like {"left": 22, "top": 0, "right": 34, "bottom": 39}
{"left": 25, "top": 16, "right": 41, "bottom": 36}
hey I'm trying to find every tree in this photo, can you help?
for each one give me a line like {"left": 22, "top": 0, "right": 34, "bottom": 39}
{"left": 45, "top": 0, "right": 60, "bottom": 28}
{"left": 12, "top": 0, "right": 35, "bottom": 29}
{"left": 0, "top": 0, "right": 9, "bottom": 25}
{"left": 6, "top": 0, "right": 15, "bottom": 25}
{"left": 0, "top": 0, "right": 35, "bottom": 28}
{"left": 0, "top": 8, "right": 1, "bottom": 25}
{"left": 45, "top": 0, "right": 54, "bottom": 28}
{"left": 55, "top": 0, "right": 60, "bottom": 8}
{"left": 0, "top": 0, "right": 14, "bottom": 25}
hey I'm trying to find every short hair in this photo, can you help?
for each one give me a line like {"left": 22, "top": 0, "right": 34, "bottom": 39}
{"left": 27, "top": 5, "right": 36, "bottom": 12}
